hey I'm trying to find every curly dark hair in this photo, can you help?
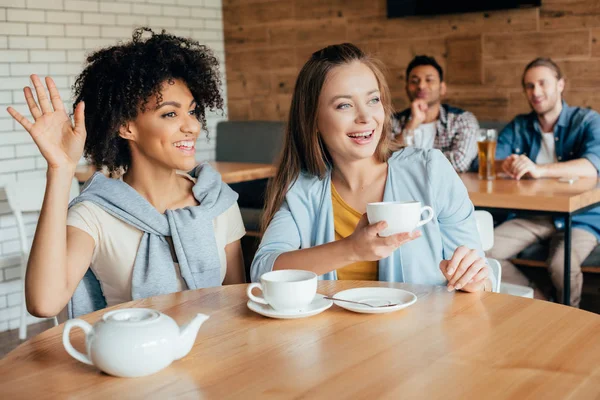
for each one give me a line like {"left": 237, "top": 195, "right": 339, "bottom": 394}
{"left": 72, "top": 27, "right": 224, "bottom": 174}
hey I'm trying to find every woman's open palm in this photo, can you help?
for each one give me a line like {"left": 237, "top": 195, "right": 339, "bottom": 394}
{"left": 6, "top": 74, "right": 86, "bottom": 171}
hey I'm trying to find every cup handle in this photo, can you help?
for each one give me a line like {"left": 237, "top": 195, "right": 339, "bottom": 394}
{"left": 63, "top": 319, "right": 93, "bottom": 366}
{"left": 247, "top": 283, "right": 268, "bottom": 305}
{"left": 416, "top": 206, "right": 434, "bottom": 228}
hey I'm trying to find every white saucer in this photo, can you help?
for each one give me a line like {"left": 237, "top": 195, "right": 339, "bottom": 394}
{"left": 332, "top": 287, "right": 417, "bottom": 314}
{"left": 247, "top": 293, "right": 333, "bottom": 319}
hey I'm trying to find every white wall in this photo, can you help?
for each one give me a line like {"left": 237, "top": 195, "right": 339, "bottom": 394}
{"left": 0, "top": 0, "right": 227, "bottom": 332}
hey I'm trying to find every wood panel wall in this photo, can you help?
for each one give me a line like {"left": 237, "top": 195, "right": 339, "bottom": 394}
{"left": 223, "top": 0, "right": 600, "bottom": 122}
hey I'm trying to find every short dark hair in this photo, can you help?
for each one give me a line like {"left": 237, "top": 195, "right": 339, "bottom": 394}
{"left": 406, "top": 55, "right": 444, "bottom": 82}
{"left": 522, "top": 57, "right": 563, "bottom": 87}
{"left": 73, "top": 27, "right": 224, "bottom": 174}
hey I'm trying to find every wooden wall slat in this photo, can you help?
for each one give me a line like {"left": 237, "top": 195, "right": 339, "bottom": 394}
{"left": 223, "top": 3, "right": 600, "bottom": 124}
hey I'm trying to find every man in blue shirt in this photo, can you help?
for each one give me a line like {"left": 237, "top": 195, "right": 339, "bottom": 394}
{"left": 487, "top": 58, "right": 600, "bottom": 307}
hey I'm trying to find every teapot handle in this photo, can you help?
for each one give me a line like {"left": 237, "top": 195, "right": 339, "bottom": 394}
{"left": 63, "top": 319, "right": 93, "bottom": 365}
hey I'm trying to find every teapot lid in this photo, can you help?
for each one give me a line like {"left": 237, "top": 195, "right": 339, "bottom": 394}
{"left": 102, "top": 308, "right": 161, "bottom": 325}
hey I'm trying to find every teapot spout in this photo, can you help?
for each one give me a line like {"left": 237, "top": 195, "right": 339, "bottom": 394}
{"left": 175, "top": 313, "right": 210, "bottom": 360}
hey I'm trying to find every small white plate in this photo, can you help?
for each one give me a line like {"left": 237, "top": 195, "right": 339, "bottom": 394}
{"left": 332, "top": 287, "right": 417, "bottom": 314}
{"left": 247, "top": 293, "right": 333, "bottom": 319}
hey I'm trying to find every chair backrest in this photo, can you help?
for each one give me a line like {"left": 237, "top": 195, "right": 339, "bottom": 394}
{"left": 216, "top": 121, "right": 285, "bottom": 164}
{"left": 474, "top": 210, "right": 494, "bottom": 251}
{"left": 4, "top": 177, "right": 80, "bottom": 255}
{"left": 487, "top": 258, "right": 502, "bottom": 293}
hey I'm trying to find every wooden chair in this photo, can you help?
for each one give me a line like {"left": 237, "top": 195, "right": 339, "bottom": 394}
{"left": 4, "top": 177, "right": 80, "bottom": 340}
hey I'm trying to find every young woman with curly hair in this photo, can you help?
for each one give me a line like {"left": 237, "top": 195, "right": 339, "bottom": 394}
{"left": 6, "top": 28, "right": 246, "bottom": 319}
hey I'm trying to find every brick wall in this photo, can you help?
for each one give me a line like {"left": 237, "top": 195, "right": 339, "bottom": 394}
{"left": 0, "top": 0, "right": 226, "bottom": 332}
{"left": 223, "top": 0, "right": 600, "bottom": 122}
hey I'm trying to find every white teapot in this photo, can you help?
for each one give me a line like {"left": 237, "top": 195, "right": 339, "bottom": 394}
{"left": 62, "top": 308, "right": 209, "bottom": 378}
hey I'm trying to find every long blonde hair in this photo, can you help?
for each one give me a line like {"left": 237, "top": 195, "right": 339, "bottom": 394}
{"left": 261, "top": 43, "right": 397, "bottom": 232}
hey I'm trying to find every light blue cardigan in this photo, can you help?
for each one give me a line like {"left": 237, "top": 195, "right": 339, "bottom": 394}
{"left": 251, "top": 148, "right": 489, "bottom": 287}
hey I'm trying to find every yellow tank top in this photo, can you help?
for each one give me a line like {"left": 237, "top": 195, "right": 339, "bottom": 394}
{"left": 331, "top": 183, "right": 378, "bottom": 281}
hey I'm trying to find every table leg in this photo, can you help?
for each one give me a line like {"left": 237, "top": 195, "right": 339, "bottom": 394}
{"left": 563, "top": 215, "right": 572, "bottom": 306}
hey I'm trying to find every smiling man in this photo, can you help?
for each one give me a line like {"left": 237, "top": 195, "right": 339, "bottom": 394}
{"left": 488, "top": 57, "right": 600, "bottom": 307}
{"left": 392, "top": 55, "right": 479, "bottom": 172}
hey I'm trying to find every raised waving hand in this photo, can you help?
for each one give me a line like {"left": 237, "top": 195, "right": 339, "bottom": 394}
{"left": 6, "top": 74, "right": 86, "bottom": 172}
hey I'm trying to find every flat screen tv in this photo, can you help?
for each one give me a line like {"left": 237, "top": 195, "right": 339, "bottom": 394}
{"left": 387, "top": 0, "right": 541, "bottom": 18}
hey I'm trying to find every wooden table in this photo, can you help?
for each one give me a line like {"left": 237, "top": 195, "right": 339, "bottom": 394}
{"left": 75, "top": 162, "right": 276, "bottom": 185}
{"left": 2, "top": 281, "right": 600, "bottom": 399}
{"left": 460, "top": 172, "right": 600, "bottom": 305}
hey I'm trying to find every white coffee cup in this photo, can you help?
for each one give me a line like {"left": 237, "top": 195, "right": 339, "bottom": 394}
{"left": 366, "top": 201, "right": 434, "bottom": 237}
{"left": 247, "top": 270, "right": 317, "bottom": 312}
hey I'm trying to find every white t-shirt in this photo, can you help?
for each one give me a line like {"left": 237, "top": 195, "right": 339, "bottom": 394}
{"left": 536, "top": 132, "right": 558, "bottom": 165}
{"left": 66, "top": 181, "right": 246, "bottom": 306}
{"left": 413, "top": 122, "right": 437, "bottom": 149}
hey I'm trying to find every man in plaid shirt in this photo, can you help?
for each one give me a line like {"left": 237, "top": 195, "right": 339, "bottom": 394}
{"left": 392, "top": 55, "right": 480, "bottom": 172}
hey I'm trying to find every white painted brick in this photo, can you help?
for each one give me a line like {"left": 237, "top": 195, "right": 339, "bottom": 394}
{"left": 28, "top": 24, "right": 65, "bottom": 37}
{"left": 0, "top": 0, "right": 26, "bottom": 7}
{"left": 26, "top": 0, "right": 64, "bottom": 10}
{"left": 177, "top": 0, "right": 202, "bottom": 6}
{"left": 191, "top": 8, "right": 219, "bottom": 18}
{"left": 161, "top": 5, "right": 190, "bottom": 17}
{"left": 2, "top": 239, "right": 20, "bottom": 254}
{"left": 0, "top": 321, "right": 7, "bottom": 332}
{"left": 0, "top": 226, "right": 17, "bottom": 242}
{"left": 35, "top": 156, "right": 46, "bottom": 168}
{"left": 83, "top": 13, "right": 116, "bottom": 25}
{"left": 7, "top": 291, "right": 20, "bottom": 307}
{"left": 47, "top": 11, "right": 81, "bottom": 24}
{"left": 0, "top": 36, "right": 6, "bottom": 50}
{"left": 65, "top": 24, "right": 100, "bottom": 37}
{"left": 67, "top": 49, "right": 86, "bottom": 62}
{"left": 205, "top": 19, "right": 222, "bottom": 30}
{"left": 0, "top": 22, "right": 26, "bottom": 35}
{"left": 48, "top": 63, "right": 81, "bottom": 75}
{"left": 17, "top": 169, "right": 44, "bottom": 180}
{"left": 10, "top": 63, "right": 48, "bottom": 76}
{"left": 4, "top": 265, "right": 20, "bottom": 280}
{"left": 0, "top": 49, "right": 28, "bottom": 62}
{"left": 116, "top": 14, "right": 147, "bottom": 26}
{"left": 0, "top": 157, "right": 35, "bottom": 173}
{"left": 0, "top": 304, "right": 19, "bottom": 322}
{"left": 203, "top": 0, "right": 221, "bottom": 8}
{"left": 132, "top": 3, "right": 161, "bottom": 16}
{"left": 101, "top": 26, "right": 135, "bottom": 38}
{"left": 83, "top": 37, "right": 118, "bottom": 49}
{"left": 191, "top": 30, "right": 219, "bottom": 40}
{"left": 148, "top": 0, "right": 175, "bottom": 3}
{"left": 15, "top": 143, "right": 37, "bottom": 157}
{"left": 8, "top": 36, "right": 46, "bottom": 49}
{"left": 0, "top": 146, "right": 15, "bottom": 160}
{"left": 0, "top": 295, "right": 6, "bottom": 309}
{"left": 0, "top": 132, "right": 33, "bottom": 145}
{"left": 50, "top": 76, "right": 68, "bottom": 88}
{"left": 169, "top": 28, "right": 191, "bottom": 37}
{"left": 0, "top": 9, "right": 5, "bottom": 22}
{"left": 30, "top": 50, "right": 66, "bottom": 62}
{"left": 178, "top": 18, "right": 202, "bottom": 29}
{"left": 0, "top": 116, "right": 15, "bottom": 130}
{"left": 148, "top": 16, "right": 177, "bottom": 28}
{"left": 99, "top": 2, "right": 131, "bottom": 14}
{"left": 6, "top": 9, "right": 44, "bottom": 23}
{"left": 48, "top": 37, "right": 83, "bottom": 50}
{"left": 64, "top": 0, "right": 98, "bottom": 12}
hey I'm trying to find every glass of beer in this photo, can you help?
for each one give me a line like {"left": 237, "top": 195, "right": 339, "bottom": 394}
{"left": 477, "top": 129, "right": 497, "bottom": 180}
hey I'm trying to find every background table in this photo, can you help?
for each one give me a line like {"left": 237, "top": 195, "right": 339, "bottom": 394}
{"left": 460, "top": 173, "right": 600, "bottom": 305}
{"left": 1, "top": 281, "right": 599, "bottom": 399}
{"left": 75, "top": 161, "right": 276, "bottom": 185}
